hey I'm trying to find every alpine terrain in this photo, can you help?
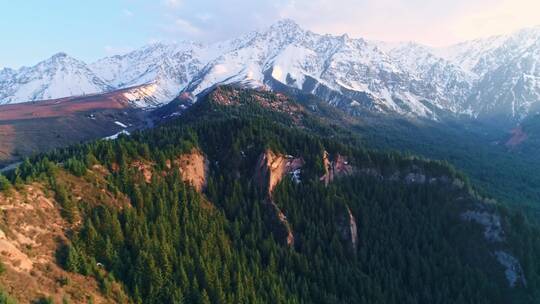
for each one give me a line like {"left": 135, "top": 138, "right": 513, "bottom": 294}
{"left": 1, "top": 20, "right": 539, "bottom": 123}
{"left": 0, "top": 14, "right": 540, "bottom": 304}
{"left": 0, "top": 86, "right": 539, "bottom": 303}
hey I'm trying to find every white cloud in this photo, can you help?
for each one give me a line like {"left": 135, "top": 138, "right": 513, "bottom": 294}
{"left": 160, "top": 18, "right": 202, "bottom": 36}
{"left": 196, "top": 13, "right": 213, "bottom": 22}
{"left": 122, "top": 9, "right": 134, "bottom": 17}
{"left": 276, "top": 0, "right": 540, "bottom": 45}
{"left": 451, "top": 0, "right": 540, "bottom": 40}
{"left": 152, "top": 0, "right": 540, "bottom": 46}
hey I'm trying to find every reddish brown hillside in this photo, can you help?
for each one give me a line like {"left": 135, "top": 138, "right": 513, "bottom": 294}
{"left": 209, "top": 86, "right": 305, "bottom": 123}
{"left": 0, "top": 86, "right": 150, "bottom": 165}
{"left": 0, "top": 167, "right": 129, "bottom": 303}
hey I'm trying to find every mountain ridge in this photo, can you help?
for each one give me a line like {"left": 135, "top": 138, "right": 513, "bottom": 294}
{"left": 1, "top": 20, "right": 539, "bottom": 123}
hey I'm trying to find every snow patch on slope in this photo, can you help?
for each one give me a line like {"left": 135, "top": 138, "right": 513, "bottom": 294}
{"left": 269, "top": 45, "right": 317, "bottom": 89}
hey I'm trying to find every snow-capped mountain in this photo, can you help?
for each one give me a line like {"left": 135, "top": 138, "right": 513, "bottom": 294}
{"left": 184, "top": 20, "right": 472, "bottom": 118}
{"left": 0, "top": 53, "right": 111, "bottom": 104}
{"left": 1, "top": 20, "right": 539, "bottom": 122}
{"left": 434, "top": 26, "right": 540, "bottom": 120}
{"left": 90, "top": 42, "right": 205, "bottom": 103}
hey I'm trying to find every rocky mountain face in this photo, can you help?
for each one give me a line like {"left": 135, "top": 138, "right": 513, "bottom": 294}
{"left": 1, "top": 20, "right": 539, "bottom": 122}
{"left": 0, "top": 53, "right": 111, "bottom": 104}
{"left": 434, "top": 26, "right": 540, "bottom": 121}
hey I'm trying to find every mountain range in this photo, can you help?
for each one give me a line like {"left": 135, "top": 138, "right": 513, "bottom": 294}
{"left": 1, "top": 19, "right": 539, "bottom": 123}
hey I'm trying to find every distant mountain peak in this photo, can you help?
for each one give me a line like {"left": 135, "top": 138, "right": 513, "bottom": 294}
{"left": 0, "top": 51, "right": 110, "bottom": 104}
{"left": 264, "top": 18, "right": 306, "bottom": 38}
{"left": 40, "top": 52, "right": 83, "bottom": 66}
{"left": 51, "top": 51, "right": 69, "bottom": 58}
{"left": 271, "top": 18, "right": 302, "bottom": 30}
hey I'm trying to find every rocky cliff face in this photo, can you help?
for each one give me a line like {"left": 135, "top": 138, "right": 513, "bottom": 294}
{"left": 320, "top": 151, "right": 355, "bottom": 185}
{"left": 336, "top": 206, "right": 359, "bottom": 251}
{"left": 255, "top": 149, "right": 304, "bottom": 195}
{"left": 175, "top": 149, "right": 209, "bottom": 193}
{"left": 319, "top": 151, "right": 359, "bottom": 250}
{"left": 254, "top": 150, "right": 304, "bottom": 247}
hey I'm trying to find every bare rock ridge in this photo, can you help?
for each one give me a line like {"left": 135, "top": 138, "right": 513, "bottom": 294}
{"left": 461, "top": 206, "right": 527, "bottom": 287}
{"left": 175, "top": 148, "right": 209, "bottom": 193}
{"left": 254, "top": 149, "right": 304, "bottom": 246}
{"left": 254, "top": 149, "right": 360, "bottom": 250}
{"left": 265, "top": 202, "right": 295, "bottom": 247}
{"left": 320, "top": 151, "right": 355, "bottom": 185}
{"left": 319, "top": 151, "right": 358, "bottom": 250}
{"left": 130, "top": 148, "right": 208, "bottom": 193}
{"left": 255, "top": 149, "right": 305, "bottom": 196}
{"left": 209, "top": 86, "right": 305, "bottom": 124}
{"left": 337, "top": 206, "right": 359, "bottom": 251}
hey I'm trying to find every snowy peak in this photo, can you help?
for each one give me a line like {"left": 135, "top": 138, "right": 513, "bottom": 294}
{"left": 184, "top": 21, "right": 462, "bottom": 118}
{"left": 433, "top": 26, "right": 540, "bottom": 120}
{"left": 89, "top": 40, "right": 213, "bottom": 105}
{"left": 265, "top": 18, "right": 305, "bottom": 39}
{"left": 435, "top": 26, "right": 540, "bottom": 75}
{"left": 1, "top": 20, "right": 540, "bottom": 121}
{"left": 0, "top": 53, "right": 111, "bottom": 104}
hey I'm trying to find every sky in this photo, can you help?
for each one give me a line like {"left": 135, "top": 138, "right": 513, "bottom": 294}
{"left": 1, "top": 0, "right": 539, "bottom": 69}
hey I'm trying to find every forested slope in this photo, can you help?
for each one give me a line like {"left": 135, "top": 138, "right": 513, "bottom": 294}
{"left": 0, "top": 86, "right": 539, "bottom": 303}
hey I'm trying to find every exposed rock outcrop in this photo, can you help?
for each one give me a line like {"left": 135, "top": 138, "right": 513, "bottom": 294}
{"left": 131, "top": 160, "right": 154, "bottom": 183}
{"left": 461, "top": 210, "right": 504, "bottom": 242}
{"left": 355, "top": 166, "right": 465, "bottom": 189}
{"left": 255, "top": 149, "right": 305, "bottom": 195}
{"left": 254, "top": 149, "right": 304, "bottom": 247}
{"left": 175, "top": 148, "right": 209, "bottom": 193}
{"left": 404, "top": 172, "right": 427, "bottom": 184}
{"left": 461, "top": 204, "right": 527, "bottom": 288}
{"left": 264, "top": 199, "right": 295, "bottom": 247}
{"left": 210, "top": 86, "right": 305, "bottom": 124}
{"left": 0, "top": 172, "right": 127, "bottom": 303}
{"left": 337, "top": 206, "right": 358, "bottom": 251}
{"left": 320, "top": 151, "right": 355, "bottom": 185}
{"left": 128, "top": 149, "right": 209, "bottom": 192}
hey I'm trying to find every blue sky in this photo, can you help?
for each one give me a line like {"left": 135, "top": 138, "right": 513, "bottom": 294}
{"left": 0, "top": 1, "right": 160, "bottom": 68}
{"left": 1, "top": 0, "right": 539, "bottom": 69}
